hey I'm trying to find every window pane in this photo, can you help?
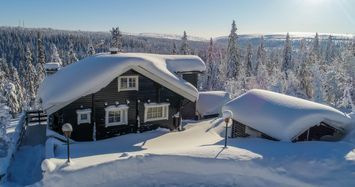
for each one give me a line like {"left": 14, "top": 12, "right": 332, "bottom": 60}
{"left": 147, "top": 106, "right": 165, "bottom": 120}
{"left": 80, "top": 114, "right": 88, "bottom": 120}
{"left": 128, "top": 78, "right": 136, "bottom": 88}
{"left": 108, "top": 110, "right": 121, "bottom": 123}
{"left": 121, "top": 78, "right": 128, "bottom": 89}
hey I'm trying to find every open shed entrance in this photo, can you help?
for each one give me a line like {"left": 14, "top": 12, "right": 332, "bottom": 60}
{"left": 294, "top": 122, "right": 344, "bottom": 142}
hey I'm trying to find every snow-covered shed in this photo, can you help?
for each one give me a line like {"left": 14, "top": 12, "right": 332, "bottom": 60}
{"left": 39, "top": 53, "right": 205, "bottom": 141}
{"left": 196, "top": 91, "right": 230, "bottom": 119}
{"left": 222, "top": 89, "right": 352, "bottom": 142}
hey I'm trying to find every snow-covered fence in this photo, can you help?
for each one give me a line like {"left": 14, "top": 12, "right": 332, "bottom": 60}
{"left": 0, "top": 113, "right": 26, "bottom": 183}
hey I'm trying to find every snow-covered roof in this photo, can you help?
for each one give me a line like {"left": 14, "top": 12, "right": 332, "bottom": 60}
{"left": 222, "top": 89, "right": 352, "bottom": 141}
{"left": 197, "top": 91, "right": 230, "bottom": 117}
{"left": 39, "top": 53, "right": 205, "bottom": 114}
{"left": 44, "top": 62, "right": 61, "bottom": 70}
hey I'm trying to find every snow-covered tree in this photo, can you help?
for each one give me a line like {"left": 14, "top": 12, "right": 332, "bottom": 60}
{"left": 245, "top": 43, "right": 253, "bottom": 77}
{"left": 37, "top": 32, "right": 46, "bottom": 65}
{"left": 67, "top": 41, "right": 78, "bottom": 65}
{"left": 50, "top": 43, "right": 62, "bottom": 65}
{"left": 339, "top": 77, "right": 354, "bottom": 111}
{"left": 110, "top": 27, "right": 123, "bottom": 52}
{"left": 324, "top": 35, "right": 334, "bottom": 64}
{"left": 180, "top": 31, "right": 190, "bottom": 55}
{"left": 25, "top": 45, "right": 37, "bottom": 107}
{"left": 172, "top": 42, "right": 177, "bottom": 55}
{"left": 224, "top": 20, "right": 240, "bottom": 79}
{"left": 204, "top": 38, "right": 219, "bottom": 90}
{"left": 36, "top": 32, "right": 46, "bottom": 85}
{"left": 0, "top": 95, "right": 11, "bottom": 142}
{"left": 87, "top": 42, "right": 96, "bottom": 56}
{"left": 255, "top": 36, "right": 267, "bottom": 75}
{"left": 4, "top": 82, "right": 20, "bottom": 116}
{"left": 281, "top": 33, "right": 292, "bottom": 79}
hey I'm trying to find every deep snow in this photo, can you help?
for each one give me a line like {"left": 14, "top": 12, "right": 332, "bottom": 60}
{"left": 39, "top": 53, "right": 205, "bottom": 114}
{"left": 196, "top": 91, "right": 231, "bottom": 117}
{"left": 223, "top": 89, "right": 352, "bottom": 141}
{"left": 35, "top": 118, "right": 355, "bottom": 187}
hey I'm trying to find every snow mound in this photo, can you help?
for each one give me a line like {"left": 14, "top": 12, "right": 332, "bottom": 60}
{"left": 223, "top": 89, "right": 352, "bottom": 141}
{"left": 196, "top": 91, "right": 231, "bottom": 117}
{"left": 39, "top": 53, "right": 205, "bottom": 114}
{"left": 41, "top": 159, "right": 56, "bottom": 172}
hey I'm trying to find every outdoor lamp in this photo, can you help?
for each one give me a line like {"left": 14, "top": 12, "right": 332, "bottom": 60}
{"left": 62, "top": 123, "right": 73, "bottom": 163}
{"left": 222, "top": 110, "right": 233, "bottom": 148}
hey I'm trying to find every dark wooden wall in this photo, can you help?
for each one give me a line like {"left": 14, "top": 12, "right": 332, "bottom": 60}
{"left": 50, "top": 70, "right": 198, "bottom": 141}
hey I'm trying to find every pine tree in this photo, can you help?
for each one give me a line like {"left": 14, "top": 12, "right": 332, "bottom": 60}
{"left": 87, "top": 42, "right": 96, "bottom": 56}
{"left": 50, "top": 43, "right": 62, "bottom": 65}
{"left": 245, "top": 43, "right": 253, "bottom": 77}
{"left": 224, "top": 20, "right": 240, "bottom": 79}
{"left": 110, "top": 27, "right": 123, "bottom": 53}
{"left": 180, "top": 31, "right": 190, "bottom": 55}
{"left": 281, "top": 33, "right": 292, "bottom": 79}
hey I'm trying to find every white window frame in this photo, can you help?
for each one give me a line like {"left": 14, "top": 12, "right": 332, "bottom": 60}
{"left": 76, "top": 109, "right": 91, "bottom": 124}
{"left": 144, "top": 103, "right": 170, "bottom": 122}
{"left": 118, "top": 75, "right": 139, "bottom": 91}
{"left": 105, "top": 105, "right": 129, "bottom": 127}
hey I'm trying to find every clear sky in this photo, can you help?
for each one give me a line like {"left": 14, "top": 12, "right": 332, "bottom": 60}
{"left": 0, "top": 0, "right": 354, "bottom": 38}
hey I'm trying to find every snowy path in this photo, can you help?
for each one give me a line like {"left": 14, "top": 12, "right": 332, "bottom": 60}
{"left": 5, "top": 123, "right": 46, "bottom": 186}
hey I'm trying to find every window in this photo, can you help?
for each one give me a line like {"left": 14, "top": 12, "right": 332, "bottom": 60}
{"left": 76, "top": 109, "right": 91, "bottom": 124}
{"left": 144, "top": 103, "right": 170, "bottom": 122}
{"left": 118, "top": 75, "right": 139, "bottom": 91}
{"left": 105, "top": 105, "right": 129, "bottom": 127}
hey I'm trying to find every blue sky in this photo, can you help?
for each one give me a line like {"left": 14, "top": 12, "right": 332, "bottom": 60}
{"left": 0, "top": 0, "right": 354, "bottom": 38}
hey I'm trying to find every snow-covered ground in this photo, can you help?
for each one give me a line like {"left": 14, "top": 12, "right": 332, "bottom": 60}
{"left": 0, "top": 115, "right": 24, "bottom": 181}
{"left": 34, "top": 118, "right": 355, "bottom": 187}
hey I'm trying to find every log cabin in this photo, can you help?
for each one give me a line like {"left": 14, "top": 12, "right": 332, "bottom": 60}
{"left": 39, "top": 53, "right": 205, "bottom": 141}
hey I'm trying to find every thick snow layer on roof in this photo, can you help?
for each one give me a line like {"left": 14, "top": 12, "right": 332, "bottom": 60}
{"left": 223, "top": 89, "right": 352, "bottom": 141}
{"left": 196, "top": 91, "right": 230, "bottom": 117}
{"left": 39, "top": 53, "right": 205, "bottom": 112}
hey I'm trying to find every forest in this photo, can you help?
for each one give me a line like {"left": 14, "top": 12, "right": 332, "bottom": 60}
{"left": 0, "top": 22, "right": 354, "bottom": 138}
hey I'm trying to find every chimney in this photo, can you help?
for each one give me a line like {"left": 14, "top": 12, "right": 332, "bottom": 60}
{"left": 44, "top": 62, "right": 61, "bottom": 76}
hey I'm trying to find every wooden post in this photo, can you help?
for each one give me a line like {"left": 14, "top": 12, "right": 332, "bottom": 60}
{"left": 91, "top": 94, "right": 96, "bottom": 141}
{"left": 306, "top": 129, "right": 310, "bottom": 141}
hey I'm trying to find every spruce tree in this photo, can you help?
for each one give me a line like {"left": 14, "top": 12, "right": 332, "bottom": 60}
{"left": 36, "top": 32, "right": 46, "bottom": 85}
{"left": 180, "top": 31, "right": 190, "bottom": 55}
{"left": 50, "top": 43, "right": 62, "bottom": 65}
{"left": 25, "top": 45, "right": 37, "bottom": 108}
{"left": 172, "top": 42, "right": 177, "bottom": 55}
{"left": 110, "top": 27, "right": 123, "bottom": 53}
{"left": 325, "top": 35, "right": 334, "bottom": 64}
{"left": 224, "top": 20, "right": 240, "bottom": 79}
{"left": 67, "top": 41, "right": 78, "bottom": 65}
{"left": 255, "top": 36, "right": 266, "bottom": 75}
{"left": 245, "top": 43, "right": 253, "bottom": 77}
{"left": 87, "top": 42, "right": 96, "bottom": 56}
{"left": 281, "top": 33, "right": 292, "bottom": 79}
{"left": 205, "top": 38, "right": 219, "bottom": 90}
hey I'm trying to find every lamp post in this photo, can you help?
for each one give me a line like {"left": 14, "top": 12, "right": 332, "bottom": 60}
{"left": 222, "top": 110, "right": 232, "bottom": 148}
{"left": 62, "top": 123, "right": 73, "bottom": 163}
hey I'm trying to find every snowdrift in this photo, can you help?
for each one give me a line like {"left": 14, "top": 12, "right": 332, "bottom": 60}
{"left": 39, "top": 53, "right": 205, "bottom": 114}
{"left": 223, "top": 89, "right": 352, "bottom": 141}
